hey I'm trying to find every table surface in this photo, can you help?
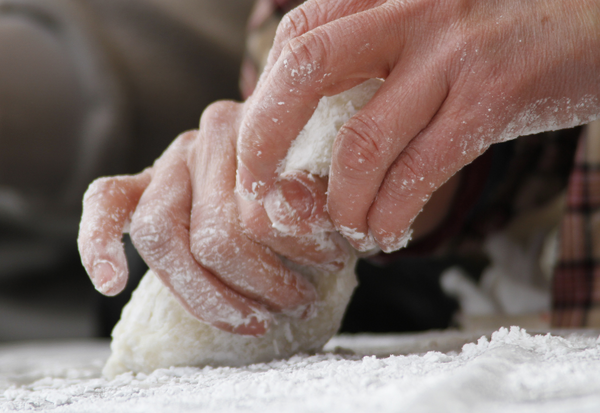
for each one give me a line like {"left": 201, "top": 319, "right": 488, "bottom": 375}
{"left": 1, "top": 328, "right": 600, "bottom": 413}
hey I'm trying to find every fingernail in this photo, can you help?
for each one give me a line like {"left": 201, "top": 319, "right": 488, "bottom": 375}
{"left": 236, "top": 162, "right": 262, "bottom": 201}
{"left": 380, "top": 229, "right": 413, "bottom": 253}
{"left": 92, "top": 261, "right": 118, "bottom": 295}
{"left": 315, "top": 258, "right": 345, "bottom": 273}
{"left": 279, "top": 178, "right": 315, "bottom": 218}
{"left": 264, "top": 178, "right": 315, "bottom": 233}
{"left": 338, "top": 225, "right": 377, "bottom": 252}
{"left": 281, "top": 300, "right": 317, "bottom": 320}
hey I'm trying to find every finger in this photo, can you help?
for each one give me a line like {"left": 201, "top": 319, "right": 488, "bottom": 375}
{"left": 237, "top": 5, "right": 405, "bottom": 201}
{"left": 259, "top": 0, "right": 386, "bottom": 84}
{"left": 130, "top": 131, "right": 271, "bottom": 336}
{"left": 263, "top": 172, "right": 333, "bottom": 235}
{"left": 367, "top": 98, "right": 495, "bottom": 252}
{"left": 257, "top": 171, "right": 351, "bottom": 270}
{"left": 237, "top": 190, "right": 349, "bottom": 272}
{"left": 328, "top": 62, "right": 448, "bottom": 250}
{"left": 78, "top": 170, "right": 152, "bottom": 295}
{"left": 190, "top": 101, "right": 317, "bottom": 315}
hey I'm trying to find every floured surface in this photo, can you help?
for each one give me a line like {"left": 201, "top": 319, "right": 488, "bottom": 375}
{"left": 3, "top": 327, "right": 600, "bottom": 413}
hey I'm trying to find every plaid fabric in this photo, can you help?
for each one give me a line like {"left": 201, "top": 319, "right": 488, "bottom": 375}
{"left": 552, "top": 121, "right": 600, "bottom": 327}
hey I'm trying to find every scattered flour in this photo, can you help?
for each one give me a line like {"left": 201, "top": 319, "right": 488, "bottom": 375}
{"left": 3, "top": 328, "right": 600, "bottom": 413}
{"left": 104, "top": 80, "right": 384, "bottom": 377}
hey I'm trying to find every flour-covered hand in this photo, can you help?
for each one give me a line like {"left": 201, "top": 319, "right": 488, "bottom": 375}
{"left": 237, "top": 0, "right": 600, "bottom": 252}
{"left": 78, "top": 101, "right": 348, "bottom": 336}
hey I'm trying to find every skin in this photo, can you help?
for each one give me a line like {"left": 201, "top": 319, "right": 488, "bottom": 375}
{"left": 80, "top": 0, "right": 600, "bottom": 335}
{"left": 78, "top": 99, "right": 456, "bottom": 336}
{"left": 79, "top": 101, "right": 350, "bottom": 336}
{"left": 237, "top": 0, "right": 600, "bottom": 252}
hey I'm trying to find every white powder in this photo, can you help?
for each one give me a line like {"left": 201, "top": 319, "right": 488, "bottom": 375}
{"left": 282, "top": 79, "right": 382, "bottom": 176}
{"left": 3, "top": 328, "right": 600, "bottom": 412}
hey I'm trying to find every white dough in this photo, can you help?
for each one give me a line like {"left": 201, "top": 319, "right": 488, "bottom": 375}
{"left": 282, "top": 79, "right": 382, "bottom": 176}
{"left": 103, "top": 80, "right": 382, "bottom": 378}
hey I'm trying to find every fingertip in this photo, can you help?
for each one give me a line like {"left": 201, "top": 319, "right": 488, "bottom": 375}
{"left": 268, "top": 266, "right": 318, "bottom": 316}
{"left": 337, "top": 225, "right": 377, "bottom": 252}
{"left": 236, "top": 321, "right": 269, "bottom": 337}
{"left": 376, "top": 228, "right": 414, "bottom": 253}
{"left": 92, "top": 260, "right": 126, "bottom": 296}
{"left": 231, "top": 322, "right": 266, "bottom": 337}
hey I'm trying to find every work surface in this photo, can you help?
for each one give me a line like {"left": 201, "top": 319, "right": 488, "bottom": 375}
{"left": 1, "top": 327, "right": 600, "bottom": 412}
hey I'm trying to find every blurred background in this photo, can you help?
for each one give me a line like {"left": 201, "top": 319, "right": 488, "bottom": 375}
{"left": 0, "top": 0, "right": 254, "bottom": 341}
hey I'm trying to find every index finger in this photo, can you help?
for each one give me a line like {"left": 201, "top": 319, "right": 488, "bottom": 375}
{"left": 258, "top": 0, "right": 385, "bottom": 88}
{"left": 236, "top": 5, "right": 402, "bottom": 200}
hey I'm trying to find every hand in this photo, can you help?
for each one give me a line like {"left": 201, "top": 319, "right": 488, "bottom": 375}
{"left": 237, "top": 0, "right": 600, "bottom": 252}
{"left": 78, "top": 101, "right": 349, "bottom": 336}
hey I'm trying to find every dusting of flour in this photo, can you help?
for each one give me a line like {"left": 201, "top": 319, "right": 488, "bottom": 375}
{"left": 3, "top": 328, "right": 600, "bottom": 413}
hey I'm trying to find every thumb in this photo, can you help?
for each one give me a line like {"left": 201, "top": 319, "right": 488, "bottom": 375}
{"left": 263, "top": 171, "right": 334, "bottom": 235}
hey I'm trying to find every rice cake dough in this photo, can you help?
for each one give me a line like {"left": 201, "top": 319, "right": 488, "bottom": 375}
{"left": 103, "top": 79, "right": 382, "bottom": 378}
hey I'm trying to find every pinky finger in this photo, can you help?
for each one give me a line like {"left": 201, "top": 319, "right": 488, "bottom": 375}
{"left": 78, "top": 170, "right": 152, "bottom": 296}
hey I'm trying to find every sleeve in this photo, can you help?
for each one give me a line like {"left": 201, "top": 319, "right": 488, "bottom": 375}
{"left": 552, "top": 120, "right": 600, "bottom": 328}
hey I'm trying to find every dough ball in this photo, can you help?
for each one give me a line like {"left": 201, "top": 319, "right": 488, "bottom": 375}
{"left": 103, "top": 260, "right": 357, "bottom": 377}
{"left": 103, "top": 80, "right": 382, "bottom": 378}
{"left": 282, "top": 78, "right": 382, "bottom": 176}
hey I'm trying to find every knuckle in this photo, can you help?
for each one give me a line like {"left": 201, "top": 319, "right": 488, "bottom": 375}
{"left": 278, "top": 6, "right": 311, "bottom": 41}
{"left": 130, "top": 205, "right": 172, "bottom": 260}
{"left": 173, "top": 129, "right": 198, "bottom": 147}
{"left": 199, "top": 100, "right": 237, "bottom": 127}
{"left": 384, "top": 146, "right": 429, "bottom": 203}
{"left": 335, "top": 114, "right": 387, "bottom": 176}
{"left": 83, "top": 176, "right": 118, "bottom": 203}
{"left": 190, "top": 214, "right": 235, "bottom": 268}
{"left": 400, "top": 146, "right": 428, "bottom": 180}
{"left": 279, "top": 32, "right": 326, "bottom": 86}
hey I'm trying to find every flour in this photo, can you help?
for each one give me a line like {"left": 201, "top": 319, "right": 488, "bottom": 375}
{"left": 281, "top": 78, "right": 382, "bottom": 176}
{"left": 103, "top": 80, "right": 383, "bottom": 377}
{"left": 3, "top": 328, "right": 600, "bottom": 412}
